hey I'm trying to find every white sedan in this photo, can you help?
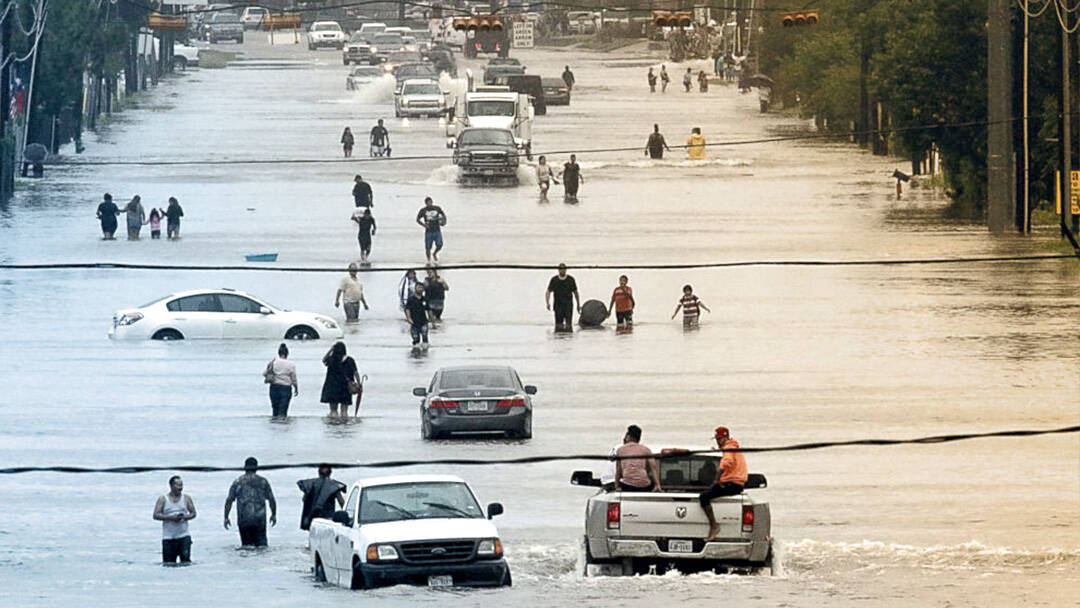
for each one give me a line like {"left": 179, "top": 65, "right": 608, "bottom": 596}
{"left": 108, "top": 288, "right": 343, "bottom": 341}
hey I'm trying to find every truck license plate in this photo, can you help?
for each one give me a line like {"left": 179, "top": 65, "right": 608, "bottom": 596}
{"left": 669, "top": 540, "right": 694, "bottom": 553}
{"left": 466, "top": 401, "right": 488, "bottom": 412}
{"left": 428, "top": 575, "right": 453, "bottom": 587}
{"left": 483, "top": 169, "right": 494, "bottom": 175}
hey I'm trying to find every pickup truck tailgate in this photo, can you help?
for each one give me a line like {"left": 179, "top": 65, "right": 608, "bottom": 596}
{"left": 616, "top": 492, "right": 745, "bottom": 539}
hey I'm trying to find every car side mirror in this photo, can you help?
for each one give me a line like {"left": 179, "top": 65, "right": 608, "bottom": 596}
{"left": 486, "top": 502, "right": 503, "bottom": 519}
{"left": 571, "top": 470, "right": 602, "bottom": 487}
{"left": 524, "top": 385, "right": 537, "bottom": 395}
{"left": 413, "top": 387, "right": 427, "bottom": 397}
{"left": 331, "top": 510, "right": 353, "bottom": 527}
{"left": 259, "top": 306, "right": 271, "bottom": 314}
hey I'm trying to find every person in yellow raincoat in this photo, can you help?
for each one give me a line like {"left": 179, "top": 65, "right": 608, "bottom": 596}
{"left": 687, "top": 127, "right": 706, "bottom": 160}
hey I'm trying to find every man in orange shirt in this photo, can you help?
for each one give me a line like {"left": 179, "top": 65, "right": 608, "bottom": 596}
{"left": 699, "top": 426, "right": 748, "bottom": 541}
{"left": 607, "top": 275, "right": 635, "bottom": 327}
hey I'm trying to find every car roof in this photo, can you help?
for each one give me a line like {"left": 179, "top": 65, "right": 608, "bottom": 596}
{"left": 312, "top": 21, "right": 341, "bottom": 26}
{"left": 401, "top": 78, "right": 439, "bottom": 86}
{"left": 157, "top": 288, "right": 253, "bottom": 300}
{"left": 355, "top": 474, "right": 467, "bottom": 488}
{"left": 437, "top": 365, "right": 515, "bottom": 373}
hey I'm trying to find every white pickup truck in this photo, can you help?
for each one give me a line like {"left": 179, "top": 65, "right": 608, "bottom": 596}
{"left": 310, "top": 474, "right": 511, "bottom": 590}
{"left": 572, "top": 449, "right": 773, "bottom": 575}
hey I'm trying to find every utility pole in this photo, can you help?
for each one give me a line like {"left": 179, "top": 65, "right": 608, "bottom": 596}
{"left": 0, "top": 10, "right": 12, "bottom": 198}
{"left": 987, "top": 0, "right": 1015, "bottom": 233}
{"left": 1061, "top": 13, "right": 1073, "bottom": 234}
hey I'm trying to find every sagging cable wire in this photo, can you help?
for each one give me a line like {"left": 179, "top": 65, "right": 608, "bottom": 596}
{"left": 1, "top": 254, "right": 1077, "bottom": 273}
{"left": 1, "top": 424, "right": 1076, "bottom": 475}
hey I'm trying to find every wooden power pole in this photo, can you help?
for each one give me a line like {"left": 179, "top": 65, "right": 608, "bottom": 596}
{"left": 987, "top": 0, "right": 1015, "bottom": 233}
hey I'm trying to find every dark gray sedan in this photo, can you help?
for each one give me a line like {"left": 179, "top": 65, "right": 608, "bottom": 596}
{"left": 414, "top": 366, "right": 536, "bottom": 440}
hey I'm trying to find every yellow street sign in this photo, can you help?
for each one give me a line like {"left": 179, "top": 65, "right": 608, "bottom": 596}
{"left": 1054, "top": 170, "right": 1080, "bottom": 215}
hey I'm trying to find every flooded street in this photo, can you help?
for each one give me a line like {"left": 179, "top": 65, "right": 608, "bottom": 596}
{"left": 0, "top": 37, "right": 1077, "bottom": 607}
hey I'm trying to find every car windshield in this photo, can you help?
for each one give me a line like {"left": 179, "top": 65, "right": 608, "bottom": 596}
{"left": 211, "top": 13, "right": 240, "bottom": 23}
{"left": 140, "top": 295, "right": 172, "bottom": 308}
{"left": 351, "top": 67, "right": 381, "bottom": 76}
{"left": 349, "top": 33, "right": 368, "bottom": 42}
{"left": 388, "top": 52, "right": 422, "bottom": 63}
{"left": 404, "top": 83, "right": 440, "bottom": 95}
{"left": 467, "top": 100, "right": 515, "bottom": 117}
{"left": 657, "top": 454, "right": 720, "bottom": 489}
{"left": 314, "top": 23, "right": 341, "bottom": 31}
{"left": 398, "top": 65, "right": 436, "bottom": 77}
{"left": 542, "top": 79, "right": 565, "bottom": 87}
{"left": 359, "top": 482, "right": 483, "bottom": 524}
{"left": 439, "top": 368, "right": 515, "bottom": 389}
{"left": 375, "top": 34, "right": 403, "bottom": 45}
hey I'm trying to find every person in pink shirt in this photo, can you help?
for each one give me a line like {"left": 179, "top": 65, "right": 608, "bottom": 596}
{"left": 614, "top": 425, "right": 661, "bottom": 492}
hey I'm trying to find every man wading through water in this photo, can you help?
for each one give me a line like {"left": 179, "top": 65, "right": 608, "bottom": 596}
{"left": 645, "top": 124, "right": 671, "bottom": 160}
{"left": 224, "top": 457, "right": 277, "bottom": 548}
{"left": 154, "top": 475, "right": 196, "bottom": 564}
{"left": 298, "top": 464, "right": 346, "bottom": 530}
{"left": 545, "top": 263, "right": 581, "bottom": 331}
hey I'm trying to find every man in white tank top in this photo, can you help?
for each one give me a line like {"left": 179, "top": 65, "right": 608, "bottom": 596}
{"left": 153, "top": 476, "right": 197, "bottom": 564}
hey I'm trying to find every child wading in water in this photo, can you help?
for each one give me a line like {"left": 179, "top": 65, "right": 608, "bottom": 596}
{"left": 146, "top": 208, "right": 163, "bottom": 239}
{"left": 672, "top": 284, "right": 710, "bottom": 327}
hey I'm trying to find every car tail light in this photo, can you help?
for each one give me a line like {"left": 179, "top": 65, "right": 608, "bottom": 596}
{"left": 742, "top": 504, "right": 754, "bottom": 533}
{"left": 430, "top": 398, "right": 459, "bottom": 409}
{"left": 495, "top": 397, "right": 525, "bottom": 408}
{"left": 606, "top": 502, "right": 620, "bottom": 530}
{"left": 474, "top": 42, "right": 482, "bottom": 50}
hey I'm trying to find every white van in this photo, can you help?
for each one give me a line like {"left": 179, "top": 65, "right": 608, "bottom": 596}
{"left": 358, "top": 22, "right": 387, "bottom": 43}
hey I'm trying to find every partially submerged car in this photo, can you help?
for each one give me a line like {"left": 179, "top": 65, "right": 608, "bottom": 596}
{"left": 347, "top": 66, "right": 386, "bottom": 90}
{"left": 395, "top": 79, "right": 448, "bottom": 118}
{"left": 310, "top": 475, "right": 511, "bottom": 589}
{"left": 542, "top": 77, "right": 570, "bottom": 105}
{"left": 413, "top": 365, "right": 536, "bottom": 438}
{"left": 108, "top": 289, "right": 343, "bottom": 341}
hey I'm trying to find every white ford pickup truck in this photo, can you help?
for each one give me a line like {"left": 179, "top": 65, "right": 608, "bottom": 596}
{"left": 572, "top": 449, "right": 773, "bottom": 575}
{"left": 310, "top": 474, "right": 511, "bottom": 590}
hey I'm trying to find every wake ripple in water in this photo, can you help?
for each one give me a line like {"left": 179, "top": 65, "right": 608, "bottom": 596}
{"left": 425, "top": 165, "right": 538, "bottom": 186}
{"left": 579, "top": 158, "right": 753, "bottom": 171}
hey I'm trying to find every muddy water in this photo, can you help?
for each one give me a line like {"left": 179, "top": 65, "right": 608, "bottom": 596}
{"left": 0, "top": 38, "right": 1077, "bottom": 607}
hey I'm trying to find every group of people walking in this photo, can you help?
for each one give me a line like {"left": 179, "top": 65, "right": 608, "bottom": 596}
{"left": 535, "top": 154, "right": 584, "bottom": 200}
{"left": 155, "top": 460, "right": 348, "bottom": 564}
{"left": 340, "top": 120, "right": 392, "bottom": 158}
{"left": 644, "top": 124, "right": 707, "bottom": 161}
{"left": 347, "top": 176, "right": 448, "bottom": 265}
{"left": 96, "top": 193, "right": 184, "bottom": 240}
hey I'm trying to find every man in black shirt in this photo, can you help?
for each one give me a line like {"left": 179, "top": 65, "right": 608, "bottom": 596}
{"left": 96, "top": 193, "right": 119, "bottom": 239}
{"left": 562, "top": 65, "right": 575, "bottom": 91}
{"left": 370, "top": 119, "right": 390, "bottom": 157}
{"left": 645, "top": 124, "right": 671, "bottom": 159}
{"left": 545, "top": 263, "right": 581, "bottom": 331}
{"left": 352, "top": 174, "right": 373, "bottom": 208}
{"left": 560, "top": 154, "right": 583, "bottom": 199}
{"left": 404, "top": 283, "right": 430, "bottom": 350}
{"left": 415, "top": 197, "right": 447, "bottom": 263}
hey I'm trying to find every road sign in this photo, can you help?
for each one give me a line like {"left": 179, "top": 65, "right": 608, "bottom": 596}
{"left": 513, "top": 20, "right": 534, "bottom": 48}
{"left": 1054, "top": 170, "right": 1080, "bottom": 215}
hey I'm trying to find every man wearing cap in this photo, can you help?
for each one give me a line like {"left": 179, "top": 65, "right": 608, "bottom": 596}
{"left": 224, "top": 457, "right": 277, "bottom": 547}
{"left": 699, "top": 426, "right": 747, "bottom": 541}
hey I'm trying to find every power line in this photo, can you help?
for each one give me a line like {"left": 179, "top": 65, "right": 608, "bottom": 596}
{"left": 1, "top": 424, "right": 1075, "bottom": 475}
{"left": 1, "top": 254, "right": 1075, "bottom": 273}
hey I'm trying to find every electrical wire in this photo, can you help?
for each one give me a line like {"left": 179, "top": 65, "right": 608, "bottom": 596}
{"left": 2, "top": 254, "right": 1075, "bottom": 273}
{"left": 1054, "top": 0, "right": 1080, "bottom": 32}
{"left": 1017, "top": 0, "right": 1054, "bottom": 18}
{"left": 1, "top": 424, "right": 1076, "bottom": 475}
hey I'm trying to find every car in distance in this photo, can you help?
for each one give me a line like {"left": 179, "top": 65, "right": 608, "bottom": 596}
{"left": 310, "top": 474, "right": 511, "bottom": 590}
{"left": 357, "top": 22, "right": 387, "bottom": 43}
{"left": 240, "top": 6, "right": 268, "bottom": 29}
{"left": 108, "top": 289, "right": 343, "bottom": 341}
{"left": 413, "top": 365, "right": 536, "bottom": 439}
{"left": 542, "top": 77, "right": 570, "bottom": 105}
{"left": 395, "top": 79, "right": 447, "bottom": 117}
{"left": 207, "top": 12, "right": 244, "bottom": 44}
{"left": 172, "top": 41, "right": 200, "bottom": 69}
{"left": 342, "top": 33, "right": 379, "bottom": 65}
{"left": 572, "top": 450, "right": 773, "bottom": 576}
{"left": 347, "top": 66, "right": 385, "bottom": 90}
{"left": 372, "top": 32, "right": 406, "bottom": 60}
{"left": 308, "top": 21, "right": 346, "bottom": 50}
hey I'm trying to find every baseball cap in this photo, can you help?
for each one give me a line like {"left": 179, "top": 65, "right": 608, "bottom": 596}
{"left": 713, "top": 426, "right": 730, "bottom": 440}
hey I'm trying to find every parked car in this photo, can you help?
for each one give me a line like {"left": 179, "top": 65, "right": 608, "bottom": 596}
{"left": 395, "top": 79, "right": 447, "bottom": 117}
{"left": 343, "top": 33, "right": 379, "bottom": 65}
{"left": 240, "top": 6, "right": 268, "bottom": 29}
{"left": 413, "top": 365, "right": 535, "bottom": 438}
{"left": 108, "top": 289, "right": 343, "bottom": 341}
{"left": 541, "top": 77, "right": 570, "bottom": 105}
{"left": 572, "top": 450, "right": 773, "bottom": 576}
{"left": 194, "top": 4, "right": 236, "bottom": 39}
{"left": 310, "top": 475, "right": 511, "bottom": 590}
{"left": 172, "top": 41, "right": 200, "bottom": 69}
{"left": 347, "top": 66, "right": 385, "bottom": 90}
{"left": 207, "top": 12, "right": 244, "bottom": 44}
{"left": 308, "top": 21, "right": 346, "bottom": 50}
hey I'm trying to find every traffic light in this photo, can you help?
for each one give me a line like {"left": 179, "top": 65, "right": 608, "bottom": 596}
{"left": 781, "top": 10, "right": 820, "bottom": 27}
{"left": 147, "top": 13, "right": 188, "bottom": 30}
{"left": 652, "top": 11, "right": 692, "bottom": 28}
{"left": 454, "top": 16, "right": 504, "bottom": 31}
